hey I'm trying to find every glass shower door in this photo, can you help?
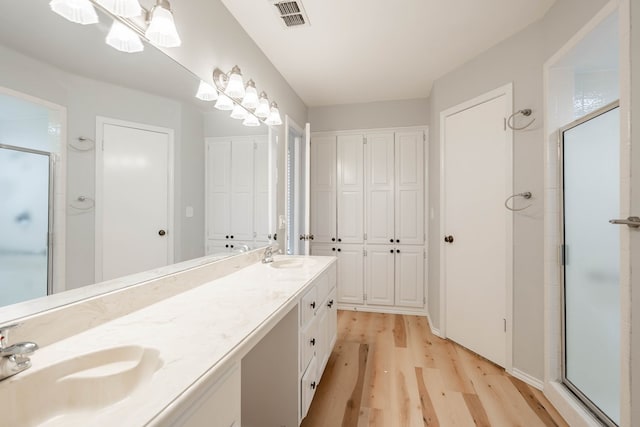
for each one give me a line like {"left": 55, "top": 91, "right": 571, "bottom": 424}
{"left": 0, "top": 145, "right": 51, "bottom": 307}
{"left": 561, "top": 102, "right": 620, "bottom": 426}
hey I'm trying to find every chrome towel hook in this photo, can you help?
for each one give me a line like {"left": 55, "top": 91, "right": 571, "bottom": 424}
{"left": 504, "top": 191, "right": 532, "bottom": 211}
{"left": 507, "top": 109, "right": 535, "bottom": 131}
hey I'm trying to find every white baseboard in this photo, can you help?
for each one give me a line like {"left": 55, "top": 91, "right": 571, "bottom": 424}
{"left": 509, "top": 368, "right": 544, "bottom": 390}
{"left": 426, "top": 313, "right": 443, "bottom": 338}
{"left": 337, "top": 304, "right": 427, "bottom": 317}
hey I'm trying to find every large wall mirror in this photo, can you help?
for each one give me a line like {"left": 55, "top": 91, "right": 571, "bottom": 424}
{"left": 0, "top": 1, "right": 276, "bottom": 316}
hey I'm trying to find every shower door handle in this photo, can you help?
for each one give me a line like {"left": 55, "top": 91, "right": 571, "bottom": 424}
{"left": 609, "top": 216, "right": 640, "bottom": 228}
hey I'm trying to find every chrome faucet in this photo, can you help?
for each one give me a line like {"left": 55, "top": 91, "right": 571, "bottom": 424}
{"left": 262, "top": 246, "right": 274, "bottom": 264}
{"left": 0, "top": 324, "right": 38, "bottom": 381}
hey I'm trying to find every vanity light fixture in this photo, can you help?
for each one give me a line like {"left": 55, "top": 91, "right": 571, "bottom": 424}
{"left": 145, "top": 0, "right": 181, "bottom": 48}
{"left": 96, "top": 0, "right": 141, "bottom": 17}
{"left": 230, "top": 104, "right": 248, "bottom": 120}
{"left": 242, "top": 114, "right": 261, "bottom": 127}
{"left": 241, "top": 80, "right": 259, "bottom": 110}
{"left": 224, "top": 66, "right": 246, "bottom": 99}
{"left": 106, "top": 20, "right": 144, "bottom": 53}
{"left": 265, "top": 101, "right": 283, "bottom": 126}
{"left": 195, "top": 81, "right": 218, "bottom": 101}
{"left": 49, "top": 0, "right": 99, "bottom": 25}
{"left": 254, "top": 92, "right": 271, "bottom": 119}
{"left": 214, "top": 94, "right": 235, "bottom": 111}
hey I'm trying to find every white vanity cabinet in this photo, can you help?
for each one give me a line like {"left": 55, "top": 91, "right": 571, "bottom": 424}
{"left": 299, "top": 262, "right": 337, "bottom": 421}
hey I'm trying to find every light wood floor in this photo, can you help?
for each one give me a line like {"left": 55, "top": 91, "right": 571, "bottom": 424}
{"left": 301, "top": 311, "right": 568, "bottom": 427}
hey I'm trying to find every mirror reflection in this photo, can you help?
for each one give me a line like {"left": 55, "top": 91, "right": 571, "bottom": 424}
{"left": 0, "top": 1, "right": 273, "bottom": 310}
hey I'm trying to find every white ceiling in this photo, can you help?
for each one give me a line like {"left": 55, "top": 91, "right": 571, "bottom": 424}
{"left": 220, "top": 0, "right": 556, "bottom": 107}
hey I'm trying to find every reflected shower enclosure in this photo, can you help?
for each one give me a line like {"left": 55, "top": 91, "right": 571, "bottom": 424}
{"left": 0, "top": 145, "right": 52, "bottom": 306}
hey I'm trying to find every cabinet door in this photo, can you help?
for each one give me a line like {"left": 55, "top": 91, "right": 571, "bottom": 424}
{"left": 310, "top": 243, "right": 336, "bottom": 257}
{"left": 395, "top": 246, "right": 424, "bottom": 308}
{"left": 366, "top": 245, "right": 395, "bottom": 306}
{"left": 301, "top": 356, "right": 318, "bottom": 420}
{"left": 206, "top": 139, "right": 231, "bottom": 240}
{"left": 310, "top": 136, "right": 337, "bottom": 243}
{"left": 336, "top": 244, "right": 364, "bottom": 304}
{"left": 337, "top": 134, "right": 364, "bottom": 244}
{"left": 206, "top": 240, "right": 231, "bottom": 255}
{"left": 253, "top": 137, "right": 269, "bottom": 242}
{"left": 365, "top": 133, "right": 395, "bottom": 245}
{"left": 230, "top": 138, "right": 254, "bottom": 241}
{"left": 395, "top": 131, "right": 424, "bottom": 245}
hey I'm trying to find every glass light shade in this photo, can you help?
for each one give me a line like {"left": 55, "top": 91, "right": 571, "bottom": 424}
{"left": 96, "top": 0, "right": 141, "bottom": 17}
{"left": 224, "top": 67, "right": 245, "bottom": 99}
{"left": 254, "top": 93, "right": 270, "bottom": 119}
{"left": 230, "top": 104, "right": 248, "bottom": 120}
{"left": 145, "top": 5, "right": 181, "bottom": 48}
{"left": 106, "top": 21, "right": 144, "bottom": 53}
{"left": 195, "top": 81, "right": 218, "bottom": 101}
{"left": 242, "top": 114, "right": 260, "bottom": 127}
{"left": 265, "top": 102, "right": 283, "bottom": 126}
{"left": 49, "top": 0, "right": 98, "bottom": 25}
{"left": 241, "top": 80, "right": 259, "bottom": 109}
{"left": 214, "top": 94, "right": 234, "bottom": 111}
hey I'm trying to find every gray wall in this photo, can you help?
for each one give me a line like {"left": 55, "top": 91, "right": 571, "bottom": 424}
{"left": 428, "top": 0, "right": 608, "bottom": 381}
{"left": 308, "top": 98, "right": 430, "bottom": 131}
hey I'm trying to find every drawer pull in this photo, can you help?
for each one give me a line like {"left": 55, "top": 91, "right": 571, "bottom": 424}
{"left": 327, "top": 300, "right": 334, "bottom": 308}
{"left": 310, "top": 338, "right": 316, "bottom": 346}
{"left": 310, "top": 381, "right": 316, "bottom": 390}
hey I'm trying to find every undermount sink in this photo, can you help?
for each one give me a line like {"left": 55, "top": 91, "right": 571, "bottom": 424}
{"left": 0, "top": 345, "right": 162, "bottom": 426}
{"left": 269, "top": 258, "right": 315, "bottom": 269}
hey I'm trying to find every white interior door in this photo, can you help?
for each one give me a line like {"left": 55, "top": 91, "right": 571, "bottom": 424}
{"left": 97, "top": 119, "right": 173, "bottom": 282}
{"left": 442, "top": 88, "right": 512, "bottom": 367}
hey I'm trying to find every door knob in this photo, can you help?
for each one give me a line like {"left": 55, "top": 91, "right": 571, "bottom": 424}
{"left": 299, "top": 234, "right": 305, "bottom": 240}
{"left": 309, "top": 234, "right": 314, "bottom": 240}
{"left": 158, "top": 230, "right": 166, "bottom": 236}
{"left": 444, "top": 235, "right": 454, "bottom": 243}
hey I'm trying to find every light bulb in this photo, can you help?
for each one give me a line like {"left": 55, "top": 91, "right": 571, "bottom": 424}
{"left": 265, "top": 102, "right": 283, "bottom": 126}
{"left": 96, "top": 0, "right": 141, "bottom": 17}
{"left": 224, "top": 66, "right": 245, "bottom": 99}
{"left": 145, "top": 2, "right": 181, "bottom": 47}
{"left": 49, "top": 0, "right": 98, "bottom": 25}
{"left": 195, "top": 81, "right": 218, "bottom": 101}
{"left": 241, "top": 80, "right": 259, "bottom": 109}
{"left": 255, "top": 92, "right": 270, "bottom": 119}
{"left": 243, "top": 114, "right": 260, "bottom": 127}
{"left": 230, "top": 104, "right": 248, "bottom": 120}
{"left": 214, "top": 94, "right": 234, "bottom": 111}
{"left": 106, "top": 20, "right": 144, "bottom": 53}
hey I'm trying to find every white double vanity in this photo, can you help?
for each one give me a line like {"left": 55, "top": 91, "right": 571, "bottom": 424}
{"left": 0, "top": 250, "right": 336, "bottom": 426}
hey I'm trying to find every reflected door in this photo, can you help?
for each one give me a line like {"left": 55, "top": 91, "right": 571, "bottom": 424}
{"left": 0, "top": 145, "right": 51, "bottom": 306}
{"left": 285, "top": 119, "right": 310, "bottom": 255}
{"left": 561, "top": 102, "right": 620, "bottom": 426}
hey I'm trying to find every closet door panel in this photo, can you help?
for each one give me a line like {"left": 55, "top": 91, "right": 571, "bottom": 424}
{"left": 310, "top": 137, "right": 337, "bottom": 243}
{"left": 254, "top": 137, "right": 269, "bottom": 241}
{"left": 395, "top": 246, "right": 424, "bottom": 308}
{"left": 395, "top": 131, "right": 424, "bottom": 245}
{"left": 336, "top": 244, "right": 364, "bottom": 304}
{"left": 206, "top": 140, "right": 231, "bottom": 240}
{"left": 230, "top": 138, "right": 254, "bottom": 241}
{"left": 366, "top": 133, "right": 395, "bottom": 244}
{"left": 337, "top": 135, "right": 364, "bottom": 243}
{"left": 366, "top": 245, "right": 395, "bottom": 306}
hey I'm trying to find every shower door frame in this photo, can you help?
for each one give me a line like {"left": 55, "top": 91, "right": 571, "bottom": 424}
{"left": 559, "top": 100, "right": 620, "bottom": 427}
{"left": 0, "top": 143, "right": 55, "bottom": 296}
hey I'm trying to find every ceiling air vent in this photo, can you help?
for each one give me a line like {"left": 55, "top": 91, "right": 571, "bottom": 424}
{"left": 272, "top": 0, "right": 310, "bottom": 28}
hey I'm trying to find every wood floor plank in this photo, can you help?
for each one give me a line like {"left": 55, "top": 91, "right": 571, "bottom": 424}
{"left": 303, "top": 311, "right": 568, "bottom": 427}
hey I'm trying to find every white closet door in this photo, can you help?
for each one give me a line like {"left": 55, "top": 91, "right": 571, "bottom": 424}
{"left": 254, "top": 137, "right": 269, "bottom": 242}
{"left": 230, "top": 138, "right": 254, "bottom": 241}
{"left": 365, "top": 133, "right": 395, "bottom": 244}
{"left": 206, "top": 139, "right": 231, "bottom": 240}
{"left": 337, "top": 135, "right": 364, "bottom": 244}
{"left": 366, "top": 245, "right": 395, "bottom": 306}
{"left": 395, "top": 131, "right": 424, "bottom": 245}
{"left": 310, "top": 136, "right": 337, "bottom": 243}
{"left": 395, "top": 246, "right": 424, "bottom": 308}
{"left": 336, "top": 244, "right": 364, "bottom": 304}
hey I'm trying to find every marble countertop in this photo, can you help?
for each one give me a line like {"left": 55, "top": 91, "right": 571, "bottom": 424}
{"left": 2, "top": 255, "right": 334, "bottom": 426}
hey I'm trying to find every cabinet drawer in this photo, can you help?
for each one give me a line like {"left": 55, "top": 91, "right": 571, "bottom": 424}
{"left": 301, "top": 356, "right": 318, "bottom": 420}
{"left": 300, "top": 285, "right": 318, "bottom": 327}
{"left": 300, "top": 318, "right": 318, "bottom": 373}
{"left": 315, "top": 273, "right": 330, "bottom": 307}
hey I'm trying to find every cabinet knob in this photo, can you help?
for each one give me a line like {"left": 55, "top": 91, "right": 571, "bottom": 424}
{"left": 309, "top": 234, "right": 314, "bottom": 240}
{"left": 225, "top": 244, "right": 229, "bottom": 248}
{"left": 158, "top": 230, "right": 166, "bottom": 236}
{"left": 332, "top": 247, "right": 336, "bottom": 251}
{"left": 327, "top": 300, "right": 334, "bottom": 308}
{"left": 310, "top": 301, "right": 316, "bottom": 309}
{"left": 337, "top": 238, "right": 342, "bottom": 242}
{"left": 444, "top": 235, "right": 454, "bottom": 243}
{"left": 310, "top": 338, "right": 316, "bottom": 346}
{"left": 389, "top": 239, "right": 394, "bottom": 243}
{"left": 389, "top": 249, "right": 394, "bottom": 254}
{"left": 310, "top": 381, "right": 316, "bottom": 390}
{"left": 299, "top": 234, "right": 305, "bottom": 241}
{"left": 396, "top": 249, "right": 400, "bottom": 253}
{"left": 337, "top": 248, "right": 341, "bottom": 252}
{"left": 225, "top": 235, "right": 229, "bottom": 239}
{"left": 396, "top": 239, "right": 400, "bottom": 243}
{"left": 230, "top": 235, "right": 234, "bottom": 239}
{"left": 331, "top": 237, "right": 336, "bottom": 242}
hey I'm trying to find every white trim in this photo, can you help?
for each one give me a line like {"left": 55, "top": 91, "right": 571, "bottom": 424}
{"left": 0, "top": 86, "right": 67, "bottom": 295}
{"left": 509, "top": 368, "right": 544, "bottom": 391}
{"left": 268, "top": 127, "right": 278, "bottom": 244}
{"left": 426, "top": 314, "right": 443, "bottom": 338}
{"left": 438, "top": 83, "right": 514, "bottom": 372}
{"left": 284, "top": 115, "right": 305, "bottom": 254}
{"left": 94, "top": 116, "right": 175, "bottom": 283}
{"left": 311, "top": 125, "right": 428, "bottom": 138}
{"left": 542, "top": 2, "right": 627, "bottom": 425}
{"left": 337, "top": 304, "right": 428, "bottom": 317}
